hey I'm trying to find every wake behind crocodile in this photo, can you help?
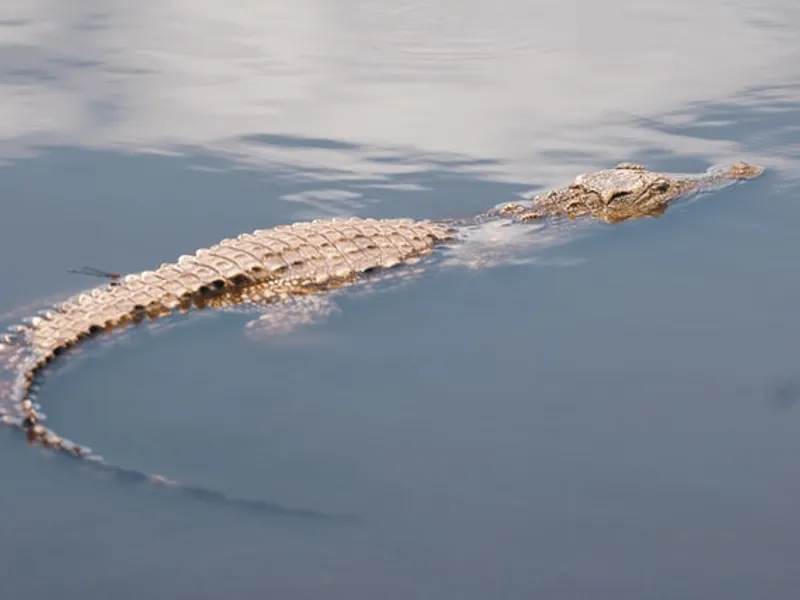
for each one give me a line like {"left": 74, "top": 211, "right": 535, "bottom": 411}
{"left": 0, "top": 162, "right": 764, "bottom": 515}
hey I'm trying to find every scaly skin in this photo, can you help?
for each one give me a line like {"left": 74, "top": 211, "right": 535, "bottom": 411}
{"left": 0, "top": 162, "right": 763, "bottom": 512}
{"left": 494, "top": 162, "right": 764, "bottom": 222}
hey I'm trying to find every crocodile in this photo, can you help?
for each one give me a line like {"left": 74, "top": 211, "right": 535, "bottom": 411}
{"left": 0, "top": 161, "right": 764, "bottom": 513}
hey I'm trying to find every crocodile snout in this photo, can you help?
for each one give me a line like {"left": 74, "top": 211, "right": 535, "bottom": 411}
{"left": 727, "top": 162, "right": 765, "bottom": 180}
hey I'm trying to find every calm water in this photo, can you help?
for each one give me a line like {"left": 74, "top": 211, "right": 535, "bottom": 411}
{"left": 1, "top": 1, "right": 800, "bottom": 598}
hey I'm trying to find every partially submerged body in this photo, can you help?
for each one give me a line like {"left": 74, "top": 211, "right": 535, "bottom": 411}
{"left": 0, "top": 161, "right": 764, "bottom": 510}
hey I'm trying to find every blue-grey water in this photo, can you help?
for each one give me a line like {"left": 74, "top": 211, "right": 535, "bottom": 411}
{"left": 1, "top": 2, "right": 800, "bottom": 598}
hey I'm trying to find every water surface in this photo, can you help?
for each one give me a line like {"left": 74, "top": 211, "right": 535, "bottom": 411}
{"left": 1, "top": 1, "right": 800, "bottom": 598}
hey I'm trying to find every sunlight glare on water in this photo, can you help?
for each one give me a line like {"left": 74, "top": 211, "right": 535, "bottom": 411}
{"left": 0, "top": 0, "right": 798, "bottom": 186}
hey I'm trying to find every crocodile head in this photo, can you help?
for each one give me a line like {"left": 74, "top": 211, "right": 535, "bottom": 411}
{"left": 497, "top": 162, "right": 764, "bottom": 223}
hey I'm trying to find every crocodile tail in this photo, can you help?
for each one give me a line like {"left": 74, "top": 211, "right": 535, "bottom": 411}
{"left": 45, "top": 442, "right": 340, "bottom": 519}
{"left": 0, "top": 336, "right": 344, "bottom": 521}
{"left": 19, "top": 425, "right": 339, "bottom": 519}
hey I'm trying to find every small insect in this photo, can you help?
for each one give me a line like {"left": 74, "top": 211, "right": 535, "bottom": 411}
{"left": 67, "top": 266, "right": 122, "bottom": 286}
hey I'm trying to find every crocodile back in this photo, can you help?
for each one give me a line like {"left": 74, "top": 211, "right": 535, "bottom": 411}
{"left": 22, "top": 217, "right": 452, "bottom": 360}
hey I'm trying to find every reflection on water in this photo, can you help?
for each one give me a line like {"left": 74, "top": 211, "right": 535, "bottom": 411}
{"left": 1, "top": 1, "right": 800, "bottom": 599}
{"left": 1, "top": 0, "right": 798, "bottom": 185}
